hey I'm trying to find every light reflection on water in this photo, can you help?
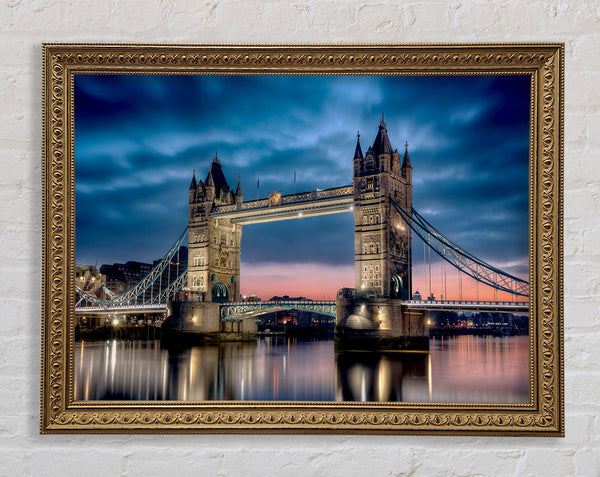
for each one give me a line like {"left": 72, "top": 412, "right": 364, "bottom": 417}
{"left": 74, "top": 335, "right": 529, "bottom": 403}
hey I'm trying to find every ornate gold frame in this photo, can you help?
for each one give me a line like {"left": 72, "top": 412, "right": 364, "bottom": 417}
{"left": 41, "top": 43, "right": 563, "bottom": 435}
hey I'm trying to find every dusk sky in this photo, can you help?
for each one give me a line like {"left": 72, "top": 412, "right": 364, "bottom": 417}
{"left": 74, "top": 74, "right": 530, "bottom": 300}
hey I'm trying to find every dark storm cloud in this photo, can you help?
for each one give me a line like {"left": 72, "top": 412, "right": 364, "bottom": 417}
{"left": 75, "top": 74, "right": 530, "bottom": 277}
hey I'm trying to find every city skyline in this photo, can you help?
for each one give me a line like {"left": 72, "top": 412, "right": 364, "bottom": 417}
{"left": 75, "top": 74, "right": 530, "bottom": 300}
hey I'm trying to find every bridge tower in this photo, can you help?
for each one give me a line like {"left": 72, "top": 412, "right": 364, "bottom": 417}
{"left": 352, "top": 114, "right": 412, "bottom": 299}
{"left": 187, "top": 155, "right": 242, "bottom": 303}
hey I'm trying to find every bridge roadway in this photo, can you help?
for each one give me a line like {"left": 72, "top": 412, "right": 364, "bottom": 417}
{"left": 210, "top": 185, "right": 353, "bottom": 224}
{"left": 75, "top": 303, "right": 167, "bottom": 314}
{"left": 219, "top": 299, "right": 528, "bottom": 318}
{"left": 220, "top": 300, "right": 337, "bottom": 318}
{"left": 401, "top": 299, "right": 528, "bottom": 313}
{"left": 75, "top": 299, "right": 528, "bottom": 316}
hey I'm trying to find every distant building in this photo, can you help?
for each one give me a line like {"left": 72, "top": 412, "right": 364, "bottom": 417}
{"left": 411, "top": 290, "right": 422, "bottom": 301}
{"left": 241, "top": 293, "right": 260, "bottom": 302}
{"left": 98, "top": 246, "right": 188, "bottom": 299}
{"left": 75, "top": 264, "right": 105, "bottom": 297}
{"left": 268, "top": 295, "right": 310, "bottom": 302}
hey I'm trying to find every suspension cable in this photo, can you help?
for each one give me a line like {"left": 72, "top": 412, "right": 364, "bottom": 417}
{"left": 390, "top": 198, "right": 528, "bottom": 297}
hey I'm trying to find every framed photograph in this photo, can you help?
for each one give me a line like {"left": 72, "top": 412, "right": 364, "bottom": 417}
{"left": 41, "top": 43, "right": 563, "bottom": 434}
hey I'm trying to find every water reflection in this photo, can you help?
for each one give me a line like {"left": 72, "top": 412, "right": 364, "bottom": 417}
{"left": 74, "top": 335, "right": 529, "bottom": 402}
{"left": 335, "top": 351, "right": 428, "bottom": 402}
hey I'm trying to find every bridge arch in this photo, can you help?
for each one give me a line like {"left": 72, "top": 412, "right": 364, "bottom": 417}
{"left": 220, "top": 301, "right": 337, "bottom": 319}
{"left": 211, "top": 282, "right": 229, "bottom": 303}
{"left": 391, "top": 274, "right": 403, "bottom": 298}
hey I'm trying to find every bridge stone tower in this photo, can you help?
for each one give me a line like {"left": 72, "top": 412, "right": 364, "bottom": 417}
{"left": 352, "top": 114, "right": 412, "bottom": 299}
{"left": 187, "top": 155, "right": 242, "bottom": 303}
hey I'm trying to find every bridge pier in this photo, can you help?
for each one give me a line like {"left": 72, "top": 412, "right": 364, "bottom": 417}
{"left": 161, "top": 296, "right": 257, "bottom": 342}
{"left": 335, "top": 294, "right": 430, "bottom": 350}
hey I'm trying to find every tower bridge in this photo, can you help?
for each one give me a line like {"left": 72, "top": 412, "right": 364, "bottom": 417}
{"left": 76, "top": 114, "right": 529, "bottom": 348}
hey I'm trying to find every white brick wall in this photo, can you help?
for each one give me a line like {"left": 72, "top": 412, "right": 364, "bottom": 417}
{"left": 1, "top": 1, "right": 598, "bottom": 475}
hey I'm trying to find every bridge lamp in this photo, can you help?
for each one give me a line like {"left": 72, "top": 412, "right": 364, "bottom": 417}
{"left": 350, "top": 206, "right": 354, "bottom": 211}
{"left": 112, "top": 318, "right": 119, "bottom": 326}
{"left": 298, "top": 212, "right": 303, "bottom": 217}
{"left": 192, "top": 316, "right": 198, "bottom": 324}
{"left": 427, "top": 319, "right": 431, "bottom": 325}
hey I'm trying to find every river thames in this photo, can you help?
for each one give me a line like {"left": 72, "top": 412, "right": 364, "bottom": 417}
{"left": 74, "top": 335, "right": 529, "bottom": 403}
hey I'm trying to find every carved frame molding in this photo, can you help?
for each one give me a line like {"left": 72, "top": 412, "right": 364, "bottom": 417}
{"left": 41, "top": 44, "right": 563, "bottom": 434}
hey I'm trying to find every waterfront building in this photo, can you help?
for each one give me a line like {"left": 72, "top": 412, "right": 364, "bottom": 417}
{"left": 99, "top": 247, "right": 188, "bottom": 298}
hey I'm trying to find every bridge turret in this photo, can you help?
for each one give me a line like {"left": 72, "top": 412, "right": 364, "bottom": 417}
{"left": 353, "top": 131, "right": 364, "bottom": 177}
{"left": 205, "top": 164, "right": 216, "bottom": 202}
{"left": 235, "top": 175, "right": 243, "bottom": 204}
{"left": 189, "top": 168, "right": 197, "bottom": 204}
{"left": 402, "top": 141, "right": 412, "bottom": 184}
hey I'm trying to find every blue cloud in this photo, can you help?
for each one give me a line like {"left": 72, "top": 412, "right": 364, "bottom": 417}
{"left": 75, "top": 74, "right": 530, "bottom": 280}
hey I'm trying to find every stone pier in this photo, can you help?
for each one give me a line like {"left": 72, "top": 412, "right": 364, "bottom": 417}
{"left": 162, "top": 295, "right": 257, "bottom": 343}
{"left": 335, "top": 294, "right": 430, "bottom": 350}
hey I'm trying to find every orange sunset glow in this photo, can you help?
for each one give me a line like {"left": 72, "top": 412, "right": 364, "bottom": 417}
{"left": 240, "top": 262, "right": 354, "bottom": 301}
{"left": 240, "top": 261, "right": 528, "bottom": 302}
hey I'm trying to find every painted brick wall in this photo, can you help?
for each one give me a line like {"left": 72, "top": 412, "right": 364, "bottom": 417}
{"left": 1, "top": 1, "right": 598, "bottom": 475}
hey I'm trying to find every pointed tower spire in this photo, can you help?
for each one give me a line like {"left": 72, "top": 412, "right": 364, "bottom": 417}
{"left": 189, "top": 168, "right": 197, "bottom": 190}
{"left": 372, "top": 112, "right": 393, "bottom": 156}
{"left": 353, "top": 131, "right": 364, "bottom": 159}
{"left": 206, "top": 166, "right": 215, "bottom": 187}
{"left": 235, "top": 174, "right": 243, "bottom": 203}
{"left": 402, "top": 140, "right": 412, "bottom": 169}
